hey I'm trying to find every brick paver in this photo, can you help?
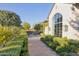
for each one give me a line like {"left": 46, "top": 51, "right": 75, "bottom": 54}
{"left": 28, "top": 35, "right": 58, "bottom": 56}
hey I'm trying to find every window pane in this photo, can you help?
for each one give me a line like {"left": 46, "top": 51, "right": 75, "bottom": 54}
{"left": 54, "top": 13, "right": 62, "bottom": 37}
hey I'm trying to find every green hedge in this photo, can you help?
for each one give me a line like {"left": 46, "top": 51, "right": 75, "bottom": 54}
{"left": 0, "top": 45, "right": 21, "bottom": 56}
{"left": 0, "top": 26, "right": 28, "bottom": 56}
{"left": 20, "top": 35, "right": 28, "bottom": 56}
{"left": 5, "top": 41, "right": 24, "bottom": 47}
{"left": 41, "top": 35, "right": 79, "bottom": 56}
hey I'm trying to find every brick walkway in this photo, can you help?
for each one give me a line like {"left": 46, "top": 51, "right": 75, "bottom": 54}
{"left": 28, "top": 35, "right": 58, "bottom": 56}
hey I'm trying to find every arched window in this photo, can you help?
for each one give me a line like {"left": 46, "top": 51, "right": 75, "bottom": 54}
{"left": 53, "top": 13, "right": 62, "bottom": 37}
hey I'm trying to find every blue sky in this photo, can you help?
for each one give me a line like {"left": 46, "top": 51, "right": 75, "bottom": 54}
{"left": 0, "top": 3, "right": 53, "bottom": 26}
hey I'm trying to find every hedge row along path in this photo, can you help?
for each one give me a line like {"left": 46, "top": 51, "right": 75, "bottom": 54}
{"left": 28, "top": 35, "right": 58, "bottom": 56}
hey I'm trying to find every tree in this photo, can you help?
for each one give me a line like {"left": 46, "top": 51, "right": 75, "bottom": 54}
{"left": 73, "top": 3, "right": 79, "bottom": 9}
{"left": 23, "top": 22, "right": 30, "bottom": 30}
{"left": 42, "top": 20, "right": 48, "bottom": 29}
{"left": 34, "top": 24, "right": 43, "bottom": 32}
{"left": 69, "top": 4, "right": 79, "bottom": 33}
{"left": 0, "top": 10, "right": 22, "bottom": 27}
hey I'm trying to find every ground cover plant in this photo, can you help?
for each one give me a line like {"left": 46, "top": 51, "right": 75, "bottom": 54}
{"left": 41, "top": 34, "right": 79, "bottom": 56}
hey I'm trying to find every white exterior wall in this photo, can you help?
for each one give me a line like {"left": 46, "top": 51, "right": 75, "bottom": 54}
{"left": 44, "top": 26, "right": 49, "bottom": 35}
{"left": 48, "top": 3, "right": 79, "bottom": 40}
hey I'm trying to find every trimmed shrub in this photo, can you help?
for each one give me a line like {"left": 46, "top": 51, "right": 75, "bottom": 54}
{"left": 5, "top": 41, "right": 24, "bottom": 47}
{"left": 41, "top": 35, "right": 79, "bottom": 56}
{"left": 0, "top": 45, "right": 21, "bottom": 56}
{"left": 0, "top": 26, "right": 28, "bottom": 56}
{"left": 53, "top": 37, "right": 69, "bottom": 47}
{"left": 20, "top": 35, "right": 28, "bottom": 56}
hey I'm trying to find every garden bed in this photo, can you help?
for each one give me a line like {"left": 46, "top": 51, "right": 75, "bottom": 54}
{"left": 40, "top": 35, "right": 79, "bottom": 56}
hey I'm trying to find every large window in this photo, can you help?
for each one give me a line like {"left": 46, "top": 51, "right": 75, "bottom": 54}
{"left": 53, "top": 13, "right": 62, "bottom": 37}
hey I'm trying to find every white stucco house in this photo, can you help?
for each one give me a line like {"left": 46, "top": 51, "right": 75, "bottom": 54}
{"left": 45, "top": 3, "right": 79, "bottom": 40}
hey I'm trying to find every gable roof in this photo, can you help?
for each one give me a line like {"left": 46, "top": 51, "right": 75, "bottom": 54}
{"left": 47, "top": 4, "right": 55, "bottom": 19}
